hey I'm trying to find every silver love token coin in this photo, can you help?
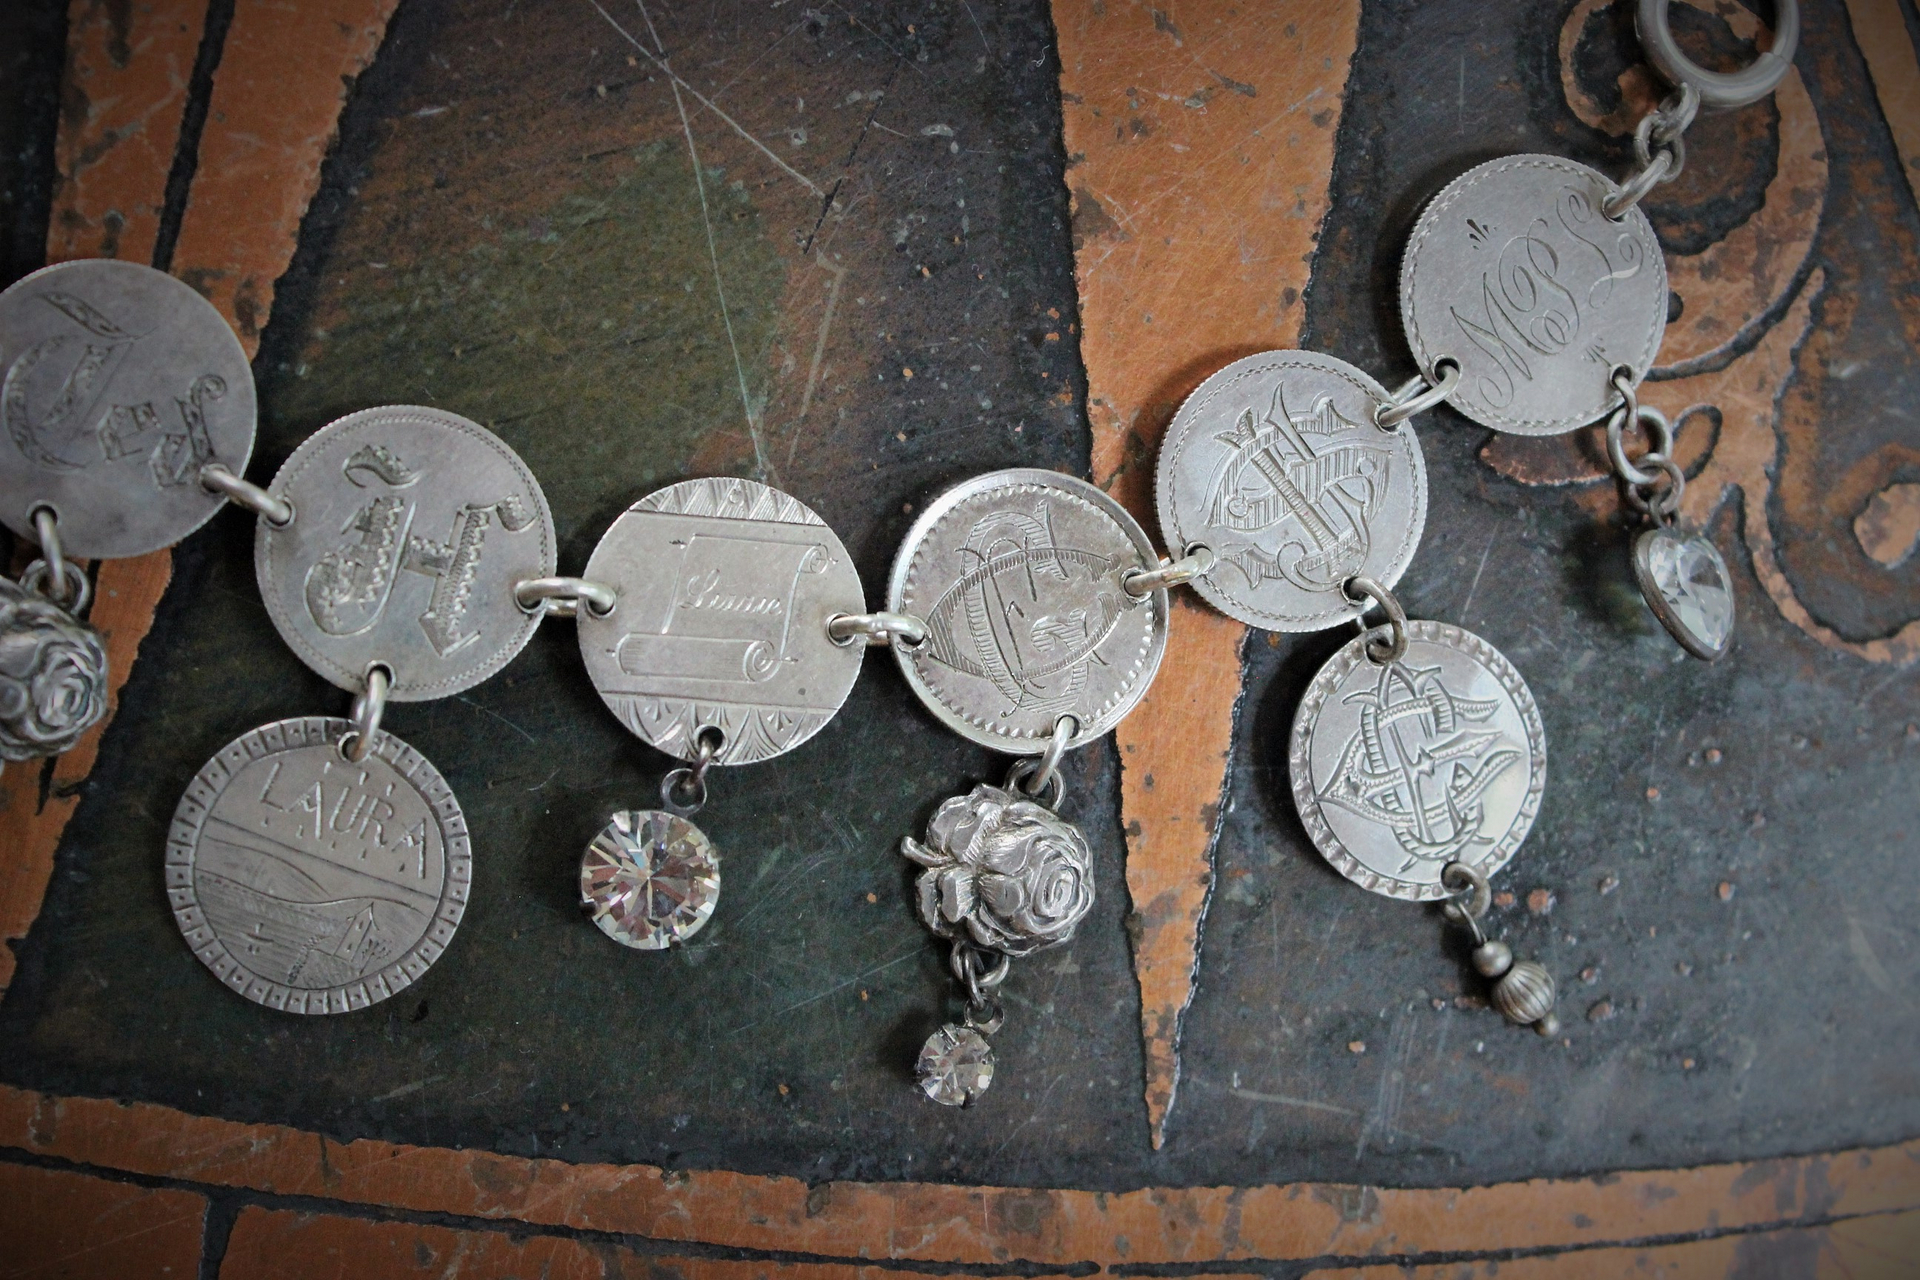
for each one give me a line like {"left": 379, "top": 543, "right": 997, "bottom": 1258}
{"left": 256, "top": 406, "right": 554, "bottom": 701}
{"left": 1633, "top": 526, "right": 1734, "bottom": 661}
{"left": 888, "top": 469, "right": 1167, "bottom": 753}
{"left": 0, "top": 259, "right": 255, "bottom": 558}
{"left": 1156, "top": 350, "right": 1427, "bottom": 632}
{"left": 1400, "top": 155, "right": 1668, "bottom": 436}
{"left": 1290, "top": 621, "right": 1546, "bottom": 902}
{"left": 577, "top": 477, "right": 866, "bottom": 765}
{"left": 166, "top": 717, "right": 470, "bottom": 1014}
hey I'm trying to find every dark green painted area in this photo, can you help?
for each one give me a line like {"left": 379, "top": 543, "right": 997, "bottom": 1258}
{"left": 2, "top": 0, "right": 1917, "bottom": 1196}
{"left": 265, "top": 140, "right": 788, "bottom": 553}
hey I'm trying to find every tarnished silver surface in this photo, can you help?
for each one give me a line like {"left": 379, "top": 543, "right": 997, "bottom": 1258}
{"left": 256, "top": 406, "right": 554, "bottom": 701}
{"left": 0, "top": 575, "right": 108, "bottom": 761}
{"left": 1638, "top": 0, "right": 1797, "bottom": 110}
{"left": 1290, "top": 621, "right": 1546, "bottom": 902}
{"left": 0, "top": 259, "right": 255, "bottom": 558}
{"left": 1400, "top": 155, "right": 1668, "bottom": 436}
{"left": 902, "top": 782, "right": 1094, "bottom": 958}
{"left": 887, "top": 469, "right": 1167, "bottom": 752}
{"left": 1156, "top": 351, "right": 1426, "bottom": 632}
{"left": 1634, "top": 526, "right": 1734, "bottom": 660}
{"left": 166, "top": 717, "right": 470, "bottom": 1014}
{"left": 577, "top": 477, "right": 865, "bottom": 766}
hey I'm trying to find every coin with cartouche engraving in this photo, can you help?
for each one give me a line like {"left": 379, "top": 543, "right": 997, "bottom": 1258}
{"left": 1400, "top": 154, "right": 1668, "bottom": 436}
{"left": 1156, "top": 350, "right": 1427, "bottom": 632}
{"left": 1290, "top": 621, "right": 1546, "bottom": 902}
{"left": 255, "top": 406, "right": 554, "bottom": 701}
{"left": 166, "top": 717, "right": 470, "bottom": 1014}
{"left": 578, "top": 477, "right": 866, "bottom": 766}
{"left": 0, "top": 259, "right": 256, "bottom": 558}
{"left": 887, "top": 469, "right": 1167, "bottom": 753}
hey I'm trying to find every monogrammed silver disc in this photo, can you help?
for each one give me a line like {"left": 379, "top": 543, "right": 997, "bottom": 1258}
{"left": 1400, "top": 155, "right": 1668, "bottom": 436}
{"left": 1156, "top": 350, "right": 1426, "bottom": 632}
{"left": 887, "top": 469, "right": 1167, "bottom": 753}
{"left": 577, "top": 477, "right": 865, "bottom": 765}
{"left": 1290, "top": 621, "right": 1546, "bottom": 902}
{"left": 255, "top": 406, "right": 554, "bottom": 701}
{"left": 0, "top": 259, "right": 255, "bottom": 558}
{"left": 166, "top": 717, "right": 470, "bottom": 1014}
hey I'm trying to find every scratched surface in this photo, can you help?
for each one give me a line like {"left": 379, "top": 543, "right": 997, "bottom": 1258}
{"left": 0, "top": 0, "right": 1917, "bottom": 1197}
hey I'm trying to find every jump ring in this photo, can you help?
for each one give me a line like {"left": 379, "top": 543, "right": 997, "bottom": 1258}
{"left": 1606, "top": 402, "right": 1675, "bottom": 489}
{"left": 200, "top": 464, "right": 294, "bottom": 527}
{"left": 1343, "top": 575, "right": 1409, "bottom": 665}
{"left": 18, "top": 559, "right": 91, "bottom": 613}
{"left": 1376, "top": 360, "right": 1461, "bottom": 429}
{"left": 514, "top": 576, "right": 616, "bottom": 619}
{"left": 1626, "top": 456, "right": 1687, "bottom": 524}
{"left": 1123, "top": 544, "right": 1215, "bottom": 596}
{"left": 827, "top": 611, "right": 929, "bottom": 648}
{"left": 1441, "top": 862, "right": 1493, "bottom": 922}
{"left": 342, "top": 663, "right": 391, "bottom": 764}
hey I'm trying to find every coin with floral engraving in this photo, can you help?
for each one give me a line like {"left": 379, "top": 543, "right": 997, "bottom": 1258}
{"left": 166, "top": 717, "right": 470, "bottom": 1014}
{"left": 255, "top": 406, "right": 554, "bottom": 701}
{"left": 1400, "top": 154, "right": 1668, "bottom": 435}
{"left": 887, "top": 469, "right": 1167, "bottom": 753}
{"left": 0, "top": 258, "right": 255, "bottom": 558}
{"left": 1290, "top": 621, "right": 1546, "bottom": 902}
{"left": 577, "top": 477, "right": 866, "bottom": 766}
{"left": 1156, "top": 350, "right": 1426, "bottom": 632}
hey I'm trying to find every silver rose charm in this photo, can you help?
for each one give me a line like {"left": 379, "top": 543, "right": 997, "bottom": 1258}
{"left": 903, "top": 783, "right": 1095, "bottom": 957}
{"left": 0, "top": 577, "right": 109, "bottom": 762}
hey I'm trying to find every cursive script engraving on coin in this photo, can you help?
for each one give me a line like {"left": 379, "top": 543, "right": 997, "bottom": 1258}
{"left": 1156, "top": 350, "right": 1427, "bottom": 631}
{"left": 166, "top": 717, "right": 470, "bottom": 1014}
{"left": 1400, "top": 154, "right": 1667, "bottom": 435}
{"left": 1290, "top": 621, "right": 1546, "bottom": 902}
{"left": 578, "top": 477, "right": 866, "bottom": 765}
{"left": 0, "top": 259, "right": 256, "bottom": 558}
{"left": 255, "top": 406, "right": 554, "bottom": 700}
{"left": 887, "top": 469, "right": 1167, "bottom": 752}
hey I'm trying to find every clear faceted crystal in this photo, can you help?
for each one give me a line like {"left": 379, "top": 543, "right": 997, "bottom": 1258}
{"left": 917, "top": 1024, "right": 995, "bottom": 1106}
{"left": 1638, "top": 528, "right": 1734, "bottom": 658}
{"left": 580, "top": 810, "right": 720, "bottom": 949}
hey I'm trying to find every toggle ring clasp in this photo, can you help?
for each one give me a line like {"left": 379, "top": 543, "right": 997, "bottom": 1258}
{"left": 1637, "top": 0, "right": 1798, "bottom": 110}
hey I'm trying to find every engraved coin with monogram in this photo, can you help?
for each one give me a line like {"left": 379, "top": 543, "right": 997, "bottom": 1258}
{"left": 548, "top": 477, "right": 874, "bottom": 950}
{"left": 255, "top": 405, "right": 555, "bottom": 700}
{"left": 1290, "top": 619, "right": 1546, "bottom": 902}
{"left": 1156, "top": 350, "right": 1427, "bottom": 631}
{"left": 166, "top": 716, "right": 470, "bottom": 1014}
{"left": 0, "top": 258, "right": 256, "bottom": 558}
{"left": 887, "top": 468, "right": 1167, "bottom": 753}
{"left": 577, "top": 476, "right": 865, "bottom": 766}
{"left": 1399, "top": 154, "right": 1667, "bottom": 437}
{"left": 1288, "top": 585, "right": 1560, "bottom": 1036}
{"left": 882, "top": 468, "right": 1172, "bottom": 1104}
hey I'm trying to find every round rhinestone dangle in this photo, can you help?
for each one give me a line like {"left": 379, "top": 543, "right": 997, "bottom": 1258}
{"left": 580, "top": 736, "right": 724, "bottom": 950}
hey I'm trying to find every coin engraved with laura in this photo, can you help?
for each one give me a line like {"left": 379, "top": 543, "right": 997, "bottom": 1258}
{"left": 887, "top": 469, "right": 1166, "bottom": 751}
{"left": 0, "top": 259, "right": 256, "bottom": 558}
{"left": 577, "top": 477, "right": 866, "bottom": 766}
{"left": 1156, "top": 351, "right": 1426, "bottom": 631}
{"left": 165, "top": 717, "right": 470, "bottom": 1014}
{"left": 1290, "top": 621, "right": 1546, "bottom": 901}
{"left": 1400, "top": 154, "right": 1668, "bottom": 436}
{"left": 255, "top": 406, "right": 554, "bottom": 700}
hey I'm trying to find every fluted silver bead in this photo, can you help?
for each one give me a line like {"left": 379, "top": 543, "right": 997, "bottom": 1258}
{"left": 1492, "top": 959, "right": 1557, "bottom": 1027}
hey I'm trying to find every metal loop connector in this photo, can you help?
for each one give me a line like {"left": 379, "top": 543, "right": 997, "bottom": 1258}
{"left": 514, "top": 576, "right": 617, "bottom": 619}
{"left": 200, "top": 464, "right": 293, "bottom": 527}
{"left": 18, "top": 559, "right": 90, "bottom": 613}
{"left": 660, "top": 725, "right": 724, "bottom": 815}
{"left": 1376, "top": 360, "right": 1461, "bottom": 429}
{"left": 828, "top": 611, "right": 928, "bottom": 648}
{"left": 950, "top": 941, "right": 1012, "bottom": 996}
{"left": 1638, "top": 0, "right": 1797, "bottom": 110}
{"left": 1343, "top": 575, "right": 1409, "bottom": 665}
{"left": 1123, "top": 545, "right": 1215, "bottom": 596}
{"left": 1625, "top": 455, "right": 1688, "bottom": 525}
{"left": 1605, "top": 395, "right": 1678, "bottom": 490}
{"left": 1007, "top": 713, "right": 1077, "bottom": 805}
{"left": 342, "top": 663, "right": 391, "bottom": 764}
{"left": 28, "top": 507, "right": 74, "bottom": 604}
{"left": 1440, "top": 861, "right": 1493, "bottom": 927}
{"left": 1604, "top": 146, "right": 1673, "bottom": 219}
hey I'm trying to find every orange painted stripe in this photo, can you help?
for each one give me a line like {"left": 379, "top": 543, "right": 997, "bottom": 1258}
{"left": 5, "top": 1084, "right": 1917, "bottom": 1267}
{"left": 1054, "top": 0, "right": 1365, "bottom": 1147}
